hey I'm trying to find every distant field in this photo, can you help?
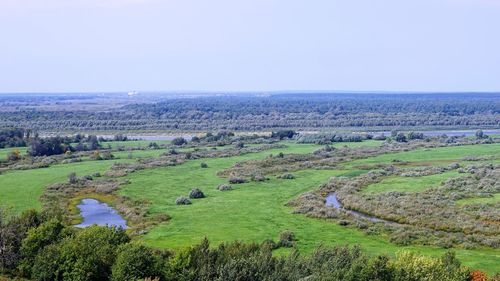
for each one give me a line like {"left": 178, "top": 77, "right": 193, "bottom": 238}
{"left": 344, "top": 143, "right": 500, "bottom": 169}
{"left": 0, "top": 159, "right": 136, "bottom": 215}
{"left": 99, "top": 140, "right": 172, "bottom": 149}
{"left": 0, "top": 147, "right": 27, "bottom": 162}
{"left": 362, "top": 171, "right": 461, "bottom": 194}
{"left": 456, "top": 193, "right": 500, "bottom": 205}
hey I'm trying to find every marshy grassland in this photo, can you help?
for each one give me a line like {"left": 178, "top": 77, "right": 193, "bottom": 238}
{"left": 1, "top": 138, "right": 499, "bottom": 274}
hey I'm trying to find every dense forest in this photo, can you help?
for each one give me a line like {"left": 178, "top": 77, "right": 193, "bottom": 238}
{"left": 0, "top": 93, "right": 498, "bottom": 132}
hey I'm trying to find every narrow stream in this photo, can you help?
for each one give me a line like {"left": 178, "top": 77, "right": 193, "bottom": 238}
{"left": 325, "top": 193, "right": 390, "bottom": 223}
{"left": 74, "top": 199, "right": 127, "bottom": 229}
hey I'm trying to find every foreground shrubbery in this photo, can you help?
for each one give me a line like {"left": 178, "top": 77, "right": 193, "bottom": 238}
{"left": 1, "top": 209, "right": 497, "bottom": 281}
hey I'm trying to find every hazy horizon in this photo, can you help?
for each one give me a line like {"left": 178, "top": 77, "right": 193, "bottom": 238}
{"left": 1, "top": 0, "right": 500, "bottom": 93}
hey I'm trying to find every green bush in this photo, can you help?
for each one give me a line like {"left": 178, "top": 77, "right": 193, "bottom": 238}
{"left": 176, "top": 196, "right": 192, "bottom": 205}
{"left": 217, "top": 184, "right": 233, "bottom": 191}
{"left": 189, "top": 188, "right": 205, "bottom": 199}
{"left": 111, "top": 243, "right": 163, "bottom": 281}
{"left": 278, "top": 173, "right": 295, "bottom": 179}
{"left": 229, "top": 177, "right": 246, "bottom": 184}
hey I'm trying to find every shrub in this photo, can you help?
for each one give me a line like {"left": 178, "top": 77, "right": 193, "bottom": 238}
{"left": 172, "top": 137, "right": 187, "bottom": 146}
{"left": 68, "top": 172, "right": 77, "bottom": 184}
{"left": 217, "top": 184, "right": 233, "bottom": 191}
{"left": 278, "top": 230, "right": 296, "bottom": 248}
{"left": 251, "top": 174, "right": 268, "bottom": 182}
{"left": 175, "top": 196, "right": 192, "bottom": 205}
{"left": 189, "top": 188, "right": 205, "bottom": 199}
{"left": 200, "top": 162, "right": 208, "bottom": 168}
{"left": 279, "top": 173, "right": 295, "bottom": 179}
{"left": 229, "top": 177, "right": 246, "bottom": 184}
{"left": 7, "top": 148, "right": 21, "bottom": 161}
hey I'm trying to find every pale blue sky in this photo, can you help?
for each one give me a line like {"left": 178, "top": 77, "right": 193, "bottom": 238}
{"left": 1, "top": 0, "right": 499, "bottom": 92}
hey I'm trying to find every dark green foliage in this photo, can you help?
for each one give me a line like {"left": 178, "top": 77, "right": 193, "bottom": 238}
{"left": 395, "top": 133, "right": 407, "bottom": 142}
{"left": 229, "top": 177, "right": 246, "bottom": 184}
{"left": 407, "top": 131, "right": 424, "bottom": 140}
{"left": 278, "top": 231, "right": 296, "bottom": 248}
{"left": 172, "top": 137, "right": 187, "bottom": 146}
{"left": 271, "top": 130, "right": 296, "bottom": 140}
{"left": 0, "top": 128, "right": 27, "bottom": 148}
{"left": 18, "top": 219, "right": 69, "bottom": 277}
{"left": 278, "top": 173, "right": 295, "bottom": 179}
{"left": 68, "top": 172, "right": 77, "bottom": 184}
{"left": 2, "top": 94, "right": 499, "bottom": 131}
{"left": 56, "top": 226, "right": 129, "bottom": 281}
{"left": 200, "top": 162, "right": 208, "bottom": 168}
{"left": 176, "top": 196, "right": 192, "bottom": 205}
{"left": 189, "top": 188, "right": 205, "bottom": 199}
{"left": 0, "top": 209, "right": 42, "bottom": 273}
{"left": 217, "top": 184, "right": 232, "bottom": 191}
{"left": 111, "top": 243, "right": 163, "bottom": 281}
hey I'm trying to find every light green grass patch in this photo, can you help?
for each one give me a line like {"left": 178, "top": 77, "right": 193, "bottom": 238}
{"left": 456, "top": 193, "right": 500, "bottom": 205}
{"left": 0, "top": 159, "right": 133, "bottom": 215}
{"left": 362, "top": 171, "right": 460, "bottom": 194}
{"left": 344, "top": 143, "right": 500, "bottom": 169}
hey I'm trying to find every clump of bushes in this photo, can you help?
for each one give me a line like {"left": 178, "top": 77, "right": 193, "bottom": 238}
{"left": 189, "top": 188, "right": 205, "bottom": 199}
{"left": 175, "top": 196, "right": 191, "bottom": 205}
{"left": 229, "top": 177, "right": 246, "bottom": 184}
{"left": 251, "top": 174, "right": 268, "bottom": 182}
{"left": 278, "top": 173, "right": 295, "bottom": 179}
{"left": 68, "top": 172, "right": 77, "bottom": 184}
{"left": 217, "top": 184, "right": 232, "bottom": 191}
{"left": 278, "top": 230, "right": 296, "bottom": 248}
{"left": 200, "top": 162, "right": 208, "bottom": 168}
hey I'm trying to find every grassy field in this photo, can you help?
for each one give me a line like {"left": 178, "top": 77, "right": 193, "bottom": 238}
{"left": 2, "top": 140, "right": 500, "bottom": 273}
{"left": 118, "top": 142, "right": 500, "bottom": 273}
{"left": 0, "top": 159, "right": 135, "bottom": 215}
{"left": 343, "top": 143, "right": 500, "bottom": 169}
{"left": 362, "top": 171, "right": 461, "bottom": 194}
{"left": 456, "top": 193, "right": 500, "bottom": 205}
{"left": 0, "top": 147, "right": 27, "bottom": 162}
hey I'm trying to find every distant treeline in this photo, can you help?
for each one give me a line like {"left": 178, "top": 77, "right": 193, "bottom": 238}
{"left": 0, "top": 128, "right": 129, "bottom": 158}
{"left": 0, "top": 94, "right": 498, "bottom": 132}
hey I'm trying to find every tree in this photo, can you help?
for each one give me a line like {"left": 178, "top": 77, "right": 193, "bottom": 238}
{"left": 19, "top": 219, "right": 68, "bottom": 277}
{"left": 7, "top": 148, "right": 21, "bottom": 161}
{"left": 395, "top": 133, "right": 407, "bottom": 142}
{"left": 189, "top": 188, "right": 205, "bottom": 199}
{"left": 172, "top": 137, "right": 187, "bottom": 146}
{"left": 271, "top": 130, "right": 296, "bottom": 140}
{"left": 111, "top": 243, "right": 163, "bottom": 281}
{"left": 475, "top": 129, "right": 484, "bottom": 139}
{"left": 57, "top": 226, "right": 129, "bottom": 281}
{"left": 68, "top": 172, "right": 77, "bottom": 184}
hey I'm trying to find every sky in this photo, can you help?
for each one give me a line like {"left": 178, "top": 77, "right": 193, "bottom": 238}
{"left": 0, "top": 0, "right": 499, "bottom": 93}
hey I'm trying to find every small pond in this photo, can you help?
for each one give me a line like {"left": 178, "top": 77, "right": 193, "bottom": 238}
{"left": 74, "top": 199, "right": 127, "bottom": 229}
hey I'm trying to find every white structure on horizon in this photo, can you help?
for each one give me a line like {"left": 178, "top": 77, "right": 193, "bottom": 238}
{"left": 128, "top": 91, "right": 138, "bottom": 96}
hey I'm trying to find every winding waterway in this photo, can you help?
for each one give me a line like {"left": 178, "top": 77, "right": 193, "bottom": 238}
{"left": 325, "top": 193, "right": 391, "bottom": 223}
{"left": 74, "top": 199, "right": 127, "bottom": 229}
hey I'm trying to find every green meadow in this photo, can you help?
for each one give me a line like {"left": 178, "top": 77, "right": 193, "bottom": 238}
{"left": 117, "top": 142, "right": 500, "bottom": 273}
{"left": 362, "top": 171, "right": 461, "bottom": 194}
{"left": 1, "top": 140, "right": 499, "bottom": 273}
